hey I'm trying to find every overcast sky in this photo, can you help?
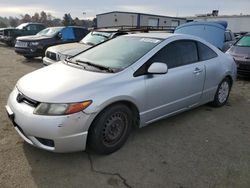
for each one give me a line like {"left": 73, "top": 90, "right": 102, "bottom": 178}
{"left": 0, "top": 0, "right": 249, "bottom": 19}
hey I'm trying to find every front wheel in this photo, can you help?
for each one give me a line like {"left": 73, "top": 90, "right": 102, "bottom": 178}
{"left": 87, "top": 104, "right": 132, "bottom": 155}
{"left": 211, "top": 77, "right": 232, "bottom": 107}
{"left": 24, "top": 56, "right": 34, "bottom": 60}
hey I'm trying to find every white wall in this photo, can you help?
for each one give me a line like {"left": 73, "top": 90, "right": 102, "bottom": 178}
{"left": 97, "top": 13, "right": 138, "bottom": 28}
{"left": 97, "top": 12, "right": 186, "bottom": 28}
{"left": 191, "top": 16, "right": 250, "bottom": 33}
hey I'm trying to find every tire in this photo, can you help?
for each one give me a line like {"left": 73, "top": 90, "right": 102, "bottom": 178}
{"left": 87, "top": 104, "right": 132, "bottom": 155}
{"left": 11, "top": 38, "right": 16, "bottom": 47}
{"left": 24, "top": 56, "right": 33, "bottom": 60}
{"left": 211, "top": 77, "right": 232, "bottom": 107}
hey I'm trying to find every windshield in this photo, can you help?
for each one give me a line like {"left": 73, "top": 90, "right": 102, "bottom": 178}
{"left": 80, "top": 31, "right": 112, "bottom": 46}
{"left": 72, "top": 36, "right": 162, "bottom": 70}
{"left": 236, "top": 35, "right": 250, "bottom": 47}
{"left": 36, "top": 27, "right": 63, "bottom": 37}
{"left": 16, "top": 23, "right": 28, "bottom": 30}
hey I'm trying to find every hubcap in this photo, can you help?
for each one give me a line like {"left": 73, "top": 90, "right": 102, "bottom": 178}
{"left": 218, "top": 81, "right": 230, "bottom": 104}
{"left": 102, "top": 112, "right": 128, "bottom": 147}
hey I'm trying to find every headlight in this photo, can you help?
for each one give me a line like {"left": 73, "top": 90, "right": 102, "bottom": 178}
{"left": 30, "top": 42, "right": 39, "bottom": 46}
{"left": 58, "top": 53, "right": 70, "bottom": 61}
{"left": 34, "top": 101, "right": 92, "bottom": 116}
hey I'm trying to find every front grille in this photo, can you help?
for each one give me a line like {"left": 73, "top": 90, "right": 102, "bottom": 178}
{"left": 15, "top": 41, "right": 28, "bottom": 48}
{"left": 16, "top": 93, "right": 39, "bottom": 107}
{"left": 46, "top": 51, "right": 57, "bottom": 61}
{"left": 239, "top": 63, "right": 250, "bottom": 71}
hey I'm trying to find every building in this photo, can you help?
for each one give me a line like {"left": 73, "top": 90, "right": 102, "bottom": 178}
{"left": 96, "top": 11, "right": 186, "bottom": 29}
{"left": 188, "top": 11, "right": 250, "bottom": 33}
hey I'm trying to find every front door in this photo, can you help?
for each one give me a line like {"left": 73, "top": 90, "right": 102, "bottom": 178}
{"left": 142, "top": 40, "right": 205, "bottom": 123}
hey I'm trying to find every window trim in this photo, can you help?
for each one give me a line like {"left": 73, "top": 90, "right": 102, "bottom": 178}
{"left": 134, "top": 39, "right": 200, "bottom": 77}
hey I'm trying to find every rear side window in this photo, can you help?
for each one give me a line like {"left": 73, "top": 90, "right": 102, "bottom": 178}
{"left": 74, "top": 28, "right": 88, "bottom": 40}
{"left": 26, "top": 25, "right": 37, "bottom": 31}
{"left": 38, "top": 25, "right": 45, "bottom": 31}
{"left": 149, "top": 40, "right": 198, "bottom": 69}
{"left": 225, "top": 32, "right": 232, "bottom": 42}
{"left": 197, "top": 42, "right": 218, "bottom": 61}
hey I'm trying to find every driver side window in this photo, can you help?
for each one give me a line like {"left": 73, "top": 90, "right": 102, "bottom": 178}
{"left": 26, "top": 25, "right": 37, "bottom": 31}
{"left": 149, "top": 40, "right": 198, "bottom": 69}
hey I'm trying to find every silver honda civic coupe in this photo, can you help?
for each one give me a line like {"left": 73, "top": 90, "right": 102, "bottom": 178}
{"left": 6, "top": 33, "right": 237, "bottom": 154}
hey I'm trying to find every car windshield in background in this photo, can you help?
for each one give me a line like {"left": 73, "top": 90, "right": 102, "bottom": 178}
{"left": 236, "top": 35, "right": 250, "bottom": 47}
{"left": 73, "top": 36, "right": 162, "bottom": 70}
{"left": 16, "top": 23, "right": 28, "bottom": 30}
{"left": 37, "top": 27, "right": 63, "bottom": 37}
{"left": 80, "top": 31, "right": 112, "bottom": 46}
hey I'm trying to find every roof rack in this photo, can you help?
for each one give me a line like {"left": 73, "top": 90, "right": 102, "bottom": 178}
{"left": 92, "top": 25, "right": 176, "bottom": 33}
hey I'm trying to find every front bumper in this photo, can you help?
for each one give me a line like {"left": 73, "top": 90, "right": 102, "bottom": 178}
{"left": 43, "top": 56, "right": 58, "bottom": 66}
{"left": 0, "top": 36, "right": 12, "bottom": 43}
{"left": 0, "top": 35, "right": 5, "bottom": 42}
{"left": 15, "top": 47, "right": 43, "bottom": 57}
{"left": 234, "top": 58, "right": 250, "bottom": 76}
{"left": 6, "top": 87, "right": 95, "bottom": 153}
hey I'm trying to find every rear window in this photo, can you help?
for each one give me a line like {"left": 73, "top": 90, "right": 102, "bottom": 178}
{"left": 236, "top": 36, "right": 250, "bottom": 47}
{"left": 74, "top": 28, "right": 88, "bottom": 40}
{"left": 225, "top": 32, "right": 232, "bottom": 42}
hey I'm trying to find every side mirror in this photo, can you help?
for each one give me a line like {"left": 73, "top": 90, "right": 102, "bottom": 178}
{"left": 56, "top": 32, "right": 62, "bottom": 40}
{"left": 147, "top": 62, "right": 168, "bottom": 74}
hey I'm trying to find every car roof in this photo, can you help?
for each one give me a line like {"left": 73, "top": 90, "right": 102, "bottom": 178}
{"left": 94, "top": 28, "right": 120, "bottom": 32}
{"left": 47, "top": 26, "right": 87, "bottom": 29}
{"left": 125, "top": 32, "right": 174, "bottom": 39}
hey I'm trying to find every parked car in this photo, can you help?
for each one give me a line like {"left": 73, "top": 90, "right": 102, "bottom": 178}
{"left": 6, "top": 33, "right": 236, "bottom": 154}
{"left": 223, "top": 30, "right": 236, "bottom": 52}
{"left": 0, "top": 23, "right": 45, "bottom": 46}
{"left": 227, "top": 33, "right": 250, "bottom": 76}
{"left": 15, "top": 26, "right": 89, "bottom": 59}
{"left": 175, "top": 21, "right": 236, "bottom": 52}
{"left": 234, "top": 32, "right": 248, "bottom": 40}
{"left": 43, "top": 28, "right": 135, "bottom": 65}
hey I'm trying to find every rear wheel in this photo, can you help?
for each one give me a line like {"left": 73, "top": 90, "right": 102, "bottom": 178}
{"left": 211, "top": 77, "right": 232, "bottom": 107}
{"left": 88, "top": 104, "right": 132, "bottom": 155}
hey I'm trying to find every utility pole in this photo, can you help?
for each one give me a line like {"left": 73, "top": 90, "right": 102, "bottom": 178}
{"left": 83, "top": 12, "right": 86, "bottom": 27}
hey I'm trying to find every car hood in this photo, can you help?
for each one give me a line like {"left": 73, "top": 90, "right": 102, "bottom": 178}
{"left": 1, "top": 27, "right": 16, "bottom": 32}
{"left": 228, "top": 46, "right": 250, "bottom": 58}
{"left": 16, "top": 62, "right": 114, "bottom": 103}
{"left": 48, "top": 42, "right": 91, "bottom": 56}
{"left": 17, "top": 35, "right": 50, "bottom": 41}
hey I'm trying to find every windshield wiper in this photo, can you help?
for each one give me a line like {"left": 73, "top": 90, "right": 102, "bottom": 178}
{"left": 91, "top": 32, "right": 109, "bottom": 39}
{"left": 84, "top": 42, "right": 95, "bottom": 46}
{"left": 75, "top": 59, "right": 114, "bottom": 73}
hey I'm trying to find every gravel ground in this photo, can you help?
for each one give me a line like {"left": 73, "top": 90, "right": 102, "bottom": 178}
{"left": 0, "top": 43, "right": 250, "bottom": 188}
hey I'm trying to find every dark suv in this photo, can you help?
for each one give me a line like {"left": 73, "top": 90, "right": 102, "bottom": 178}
{"left": 15, "top": 26, "right": 89, "bottom": 59}
{"left": 0, "top": 23, "right": 45, "bottom": 46}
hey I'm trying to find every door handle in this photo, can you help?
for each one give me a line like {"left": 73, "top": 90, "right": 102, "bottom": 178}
{"left": 193, "top": 67, "right": 203, "bottom": 74}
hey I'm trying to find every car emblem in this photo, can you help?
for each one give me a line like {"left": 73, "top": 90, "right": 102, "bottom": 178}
{"left": 16, "top": 93, "right": 24, "bottom": 103}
